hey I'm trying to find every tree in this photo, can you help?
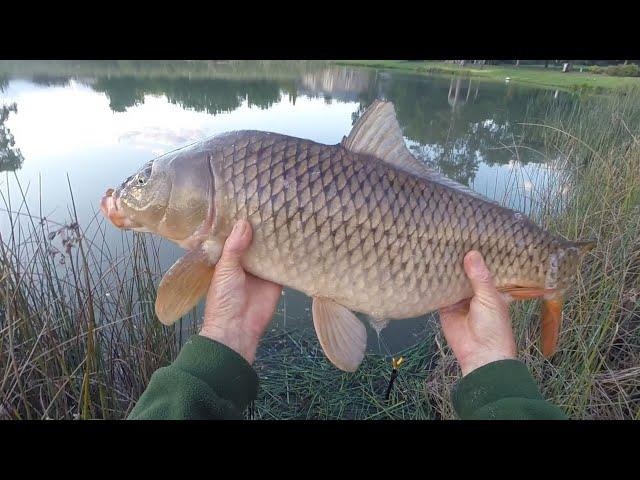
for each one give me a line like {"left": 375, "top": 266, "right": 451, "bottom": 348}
{"left": 0, "top": 103, "right": 24, "bottom": 172}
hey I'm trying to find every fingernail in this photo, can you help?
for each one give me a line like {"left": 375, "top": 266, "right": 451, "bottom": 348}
{"left": 467, "top": 251, "right": 483, "bottom": 272}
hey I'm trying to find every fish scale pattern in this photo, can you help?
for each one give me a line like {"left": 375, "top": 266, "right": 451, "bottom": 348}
{"left": 208, "top": 131, "right": 575, "bottom": 319}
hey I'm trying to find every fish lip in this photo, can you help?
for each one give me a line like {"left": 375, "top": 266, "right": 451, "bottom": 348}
{"left": 100, "top": 188, "right": 137, "bottom": 229}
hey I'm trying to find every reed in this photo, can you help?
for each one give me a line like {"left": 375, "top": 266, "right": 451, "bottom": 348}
{"left": 0, "top": 174, "right": 202, "bottom": 419}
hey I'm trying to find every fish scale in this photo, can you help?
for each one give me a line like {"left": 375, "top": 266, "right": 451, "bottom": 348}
{"left": 102, "top": 100, "right": 593, "bottom": 371}
{"left": 209, "top": 130, "right": 568, "bottom": 319}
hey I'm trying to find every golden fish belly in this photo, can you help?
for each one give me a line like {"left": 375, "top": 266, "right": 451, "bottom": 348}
{"left": 208, "top": 131, "right": 567, "bottom": 319}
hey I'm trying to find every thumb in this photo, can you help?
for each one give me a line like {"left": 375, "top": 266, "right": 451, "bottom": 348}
{"left": 216, "top": 220, "right": 252, "bottom": 274}
{"left": 463, "top": 251, "right": 500, "bottom": 301}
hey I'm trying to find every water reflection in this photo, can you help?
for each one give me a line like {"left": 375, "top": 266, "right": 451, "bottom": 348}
{"left": 0, "top": 103, "right": 23, "bottom": 171}
{"left": 1, "top": 64, "right": 569, "bottom": 184}
{"left": 91, "top": 77, "right": 293, "bottom": 114}
{"left": 298, "top": 67, "right": 373, "bottom": 102}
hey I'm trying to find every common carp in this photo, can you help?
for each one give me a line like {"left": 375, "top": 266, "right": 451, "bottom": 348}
{"left": 100, "top": 100, "right": 594, "bottom": 372}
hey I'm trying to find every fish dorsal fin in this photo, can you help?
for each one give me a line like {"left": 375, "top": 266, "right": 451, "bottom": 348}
{"left": 343, "top": 100, "right": 499, "bottom": 205}
{"left": 343, "top": 100, "right": 429, "bottom": 177}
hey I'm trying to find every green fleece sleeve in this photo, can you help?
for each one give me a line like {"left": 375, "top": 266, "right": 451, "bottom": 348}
{"left": 452, "top": 359, "right": 568, "bottom": 420}
{"left": 128, "top": 335, "right": 259, "bottom": 420}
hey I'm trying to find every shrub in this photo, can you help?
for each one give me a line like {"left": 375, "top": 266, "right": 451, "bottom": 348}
{"left": 586, "top": 65, "right": 605, "bottom": 75}
{"left": 604, "top": 64, "right": 640, "bottom": 77}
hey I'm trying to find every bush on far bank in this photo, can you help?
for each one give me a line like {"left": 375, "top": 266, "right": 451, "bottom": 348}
{"left": 587, "top": 64, "right": 640, "bottom": 77}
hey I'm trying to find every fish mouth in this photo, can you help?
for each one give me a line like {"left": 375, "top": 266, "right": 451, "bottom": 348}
{"left": 100, "top": 188, "right": 138, "bottom": 229}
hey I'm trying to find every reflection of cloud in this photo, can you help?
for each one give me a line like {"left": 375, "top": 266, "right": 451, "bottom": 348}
{"left": 3, "top": 79, "right": 358, "bottom": 164}
{"left": 119, "top": 127, "right": 207, "bottom": 148}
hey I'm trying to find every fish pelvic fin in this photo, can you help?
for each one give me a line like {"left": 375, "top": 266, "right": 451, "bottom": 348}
{"left": 312, "top": 297, "right": 367, "bottom": 372}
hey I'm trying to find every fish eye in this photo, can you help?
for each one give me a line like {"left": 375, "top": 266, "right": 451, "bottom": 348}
{"left": 135, "top": 162, "right": 153, "bottom": 187}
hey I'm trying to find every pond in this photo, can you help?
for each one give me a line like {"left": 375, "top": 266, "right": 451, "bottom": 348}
{"left": 0, "top": 61, "right": 577, "bottom": 355}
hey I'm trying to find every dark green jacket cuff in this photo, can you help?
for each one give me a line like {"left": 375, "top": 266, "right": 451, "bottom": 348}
{"left": 173, "top": 335, "right": 259, "bottom": 408}
{"left": 128, "top": 335, "right": 258, "bottom": 420}
{"left": 452, "top": 359, "right": 568, "bottom": 420}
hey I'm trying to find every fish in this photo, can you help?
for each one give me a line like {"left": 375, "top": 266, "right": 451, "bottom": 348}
{"left": 100, "top": 100, "right": 594, "bottom": 372}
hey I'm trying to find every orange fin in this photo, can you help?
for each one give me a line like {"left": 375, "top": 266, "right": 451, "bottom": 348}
{"left": 541, "top": 296, "right": 563, "bottom": 358}
{"left": 312, "top": 297, "right": 367, "bottom": 372}
{"left": 576, "top": 240, "right": 596, "bottom": 255}
{"left": 497, "top": 285, "right": 554, "bottom": 299}
{"left": 155, "top": 249, "right": 215, "bottom": 326}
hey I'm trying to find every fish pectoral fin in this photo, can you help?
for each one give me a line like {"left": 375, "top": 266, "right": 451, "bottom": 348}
{"left": 541, "top": 295, "right": 563, "bottom": 358}
{"left": 312, "top": 297, "right": 367, "bottom": 372}
{"left": 155, "top": 248, "right": 216, "bottom": 326}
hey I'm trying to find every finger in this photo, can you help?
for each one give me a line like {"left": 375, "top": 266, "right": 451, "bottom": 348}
{"left": 247, "top": 272, "right": 283, "bottom": 293}
{"left": 463, "top": 251, "right": 500, "bottom": 300}
{"left": 440, "top": 298, "right": 471, "bottom": 316}
{"left": 439, "top": 299, "right": 470, "bottom": 331}
{"left": 216, "top": 220, "right": 252, "bottom": 271}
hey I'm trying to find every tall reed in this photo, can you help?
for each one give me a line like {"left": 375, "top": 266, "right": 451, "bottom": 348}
{"left": 0, "top": 176, "right": 198, "bottom": 419}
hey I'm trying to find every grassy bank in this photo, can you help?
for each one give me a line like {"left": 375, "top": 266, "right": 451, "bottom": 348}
{"left": 1, "top": 89, "right": 638, "bottom": 419}
{"left": 332, "top": 60, "right": 640, "bottom": 92}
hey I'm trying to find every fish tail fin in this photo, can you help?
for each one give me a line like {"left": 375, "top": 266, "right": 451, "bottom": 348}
{"left": 575, "top": 240, "right": 596, "bottom": 256}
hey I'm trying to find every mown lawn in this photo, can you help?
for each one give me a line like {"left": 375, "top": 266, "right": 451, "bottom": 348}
{"left": 332, "top": 60, "right": 640, "bottom": 91}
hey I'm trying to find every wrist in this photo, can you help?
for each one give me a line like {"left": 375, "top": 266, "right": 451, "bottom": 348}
{"left": 199, "top": 324, "right": 259, "bottom": 364}
{"left": 459, "top": 351, "right": 517, "bottom": 377}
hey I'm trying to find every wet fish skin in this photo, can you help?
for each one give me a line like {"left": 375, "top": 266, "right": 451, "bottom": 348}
{"left": 102, "top": 101, "right": 593, "bottom": 370}
{"left": 206, "top": 130, "right": 579, "bottom": 320}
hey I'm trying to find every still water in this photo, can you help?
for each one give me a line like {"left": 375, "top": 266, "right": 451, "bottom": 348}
{"left": 0, "top": 61, "right": 575, "bottom": 354}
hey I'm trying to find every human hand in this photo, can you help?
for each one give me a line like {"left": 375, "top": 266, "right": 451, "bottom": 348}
{"left": 439, "top": 251, "right": 517, "bottom": 376}
{"left": 199, "top": 220, "right": 283, "bottom": 364}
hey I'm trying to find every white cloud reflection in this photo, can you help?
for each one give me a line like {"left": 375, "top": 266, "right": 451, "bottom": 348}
{"left": 2, "top": 81, "right": 359, "bottom": 167}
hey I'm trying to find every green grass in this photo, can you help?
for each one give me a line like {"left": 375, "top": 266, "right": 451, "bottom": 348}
{"left": 3, "top": 60, "right": 637, "bottom": 92}
{"left": 332, "top": 61, "right": 640, "bottom": 92}
{"left": 1, "top": 88, "right": 639, "bottom": 420}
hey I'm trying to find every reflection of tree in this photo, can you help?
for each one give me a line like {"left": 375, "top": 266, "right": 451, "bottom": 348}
{"left": 30, "top": 75, "right": 70, "bottom": 87}
{"left": 0, "top": 104, "right": 24, "bottom": 172}
{"left": 91, "top": 77, "right": 286, "bottom": 114}
{"left": 92, "top": 78, "right": 146, "bottom": 112}
{"left": 298, "top": 67, "right": 376, "bottom": 103}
